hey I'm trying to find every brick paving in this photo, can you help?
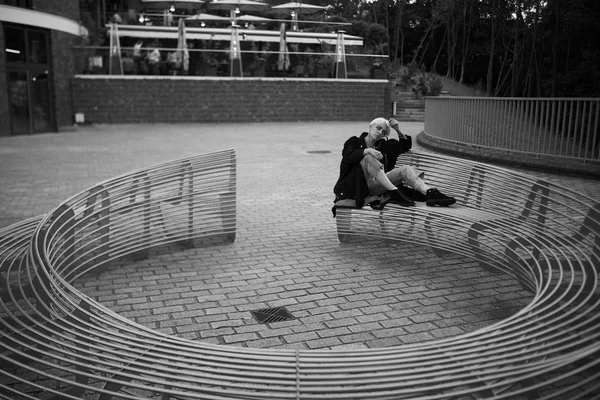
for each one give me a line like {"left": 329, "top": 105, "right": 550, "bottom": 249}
{"left": 1, "top": 121, "right": 599, "bottom": 353}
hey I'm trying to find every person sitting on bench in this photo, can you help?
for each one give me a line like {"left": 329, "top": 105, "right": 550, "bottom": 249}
{"left": 333, "top": 117, "right": 456, "bottom": 209}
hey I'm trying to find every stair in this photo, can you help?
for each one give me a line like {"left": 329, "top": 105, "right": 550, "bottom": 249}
{"left": 390, "top": 86, "right": 425, "bottom": 121}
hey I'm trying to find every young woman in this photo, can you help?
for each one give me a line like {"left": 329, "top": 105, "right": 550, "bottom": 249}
{"left": 333, "top": 117, "right": 456, "bottom": 209}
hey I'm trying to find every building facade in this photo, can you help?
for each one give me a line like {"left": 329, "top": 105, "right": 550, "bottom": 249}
{"left": 0, "top": 0, "right": 87, "bottom": 136}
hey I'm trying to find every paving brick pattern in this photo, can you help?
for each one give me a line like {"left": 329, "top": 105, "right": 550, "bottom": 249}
{"left": 1, "top": 122, "right": 599, "bottom": 353}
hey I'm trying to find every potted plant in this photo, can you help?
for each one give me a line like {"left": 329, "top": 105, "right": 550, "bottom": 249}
{"left": 204, "top": 54, "right": 220, "bottom": 76}
{"left": 370, "top": 58, "right": 386, "bottom": 79}
{"left": 313, "top": 55, "right": 334, "bottom": 78}
{"left": 249, "top": 54, "right": 267, "bottom": 77}
{"left": 313, "top": 41, "right": 334, "bottom": 78}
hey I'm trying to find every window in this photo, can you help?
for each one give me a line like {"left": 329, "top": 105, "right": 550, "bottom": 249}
{"left": 28, "top": 30, "right": 48, "bottom": 64}
{"left": 4, "top": 26, "right": 49, "bottom": 66}
{"left": 4, "top": 27, "right": 26, "bottom": 63}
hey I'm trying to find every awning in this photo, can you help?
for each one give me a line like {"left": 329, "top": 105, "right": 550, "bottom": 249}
{"left": 108, "top": 24, "right": 364, "bottom": 46}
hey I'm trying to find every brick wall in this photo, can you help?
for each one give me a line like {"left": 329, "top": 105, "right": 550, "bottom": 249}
{"left": 52, "top": 31, "right": 82, "bottom": 128}
{"left": 34, "top": 0, "right": 80, "bottom": 22}
{"left": 71, "top": 77, "right": 390, "bottom": 124}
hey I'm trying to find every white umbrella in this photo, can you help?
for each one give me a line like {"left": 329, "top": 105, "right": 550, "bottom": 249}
{"left": 207, "top": 0, "right": 269, "bottom": 13}
{"left": 269, "top": 2, "right": 325, "bottom": 30}
{"left": 277, "top": 22, "right": 290, "bottom": 71}
{"left": 184, "top": 12, "right": 230, "bottom": 21}
{"left": 142, "top": 0, "right": 206, "bottom": 10}
{"left": 175, "top": 18, "right": 190, "bottom": 73}
{"left": 236, "top": 14, "right": 273, "bottom": 22}
{"left": 269, "top": 2, "right": 326, "bottom": 16}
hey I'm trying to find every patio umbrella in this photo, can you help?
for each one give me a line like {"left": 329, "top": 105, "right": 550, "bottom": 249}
{"left": 184, "top": 12, "right": 230, "bottom": 22}
{"left": 269, "top": 2, "right": 325, "bottom": 16}
{"left": 277, "top": 22, "right": 290, "bottom": 71}
{"left": 142, "top": 0, "right": 206, "bottom": 10}
{"left": 236, "top": 14, "right": 272, "bottom": 22}
{"left": 269, "top": 2, "right": 325, "bottom": 30}
{"left": 175, "top": 18, "right": 190, "bottom": 73}
{"left": 207, "top": 0, "right": 270, "bottom": 19}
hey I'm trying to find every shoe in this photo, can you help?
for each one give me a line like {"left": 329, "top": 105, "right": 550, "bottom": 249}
{"left": 398, "top": 185, "right": 426, "bottom": 202}
{"left": 426, "top": 188, "right": 456, "bottom": 207}
{"left": 412, "top": 190, "right": 427, "bottom": 202}
{"left": 387, "top": 189, "right": 415, "bottom": 207}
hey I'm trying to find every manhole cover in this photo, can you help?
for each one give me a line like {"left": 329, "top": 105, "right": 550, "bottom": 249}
{"left": 307, "top": 150, "right": 331, "bottom": 154}
{"left": 250, "top": 307, "right": 296, "bottom": 324}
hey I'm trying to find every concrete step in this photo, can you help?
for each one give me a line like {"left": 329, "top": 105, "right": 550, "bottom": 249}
{"left": 393, "top": 99, "right": 425, "bottom": 108}
{"left": 391, "top": 89, "right": 419, "bottom": 97}
{"left": 392, "top": 93, "right": 421, "bottom": 100}
{"left": 393, "top": 108, "right": 425, "bottom": 121}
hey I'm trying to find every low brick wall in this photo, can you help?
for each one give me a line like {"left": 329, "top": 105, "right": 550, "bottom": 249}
{"left": 71, "top": 76, "right": 390, "bottom": 124}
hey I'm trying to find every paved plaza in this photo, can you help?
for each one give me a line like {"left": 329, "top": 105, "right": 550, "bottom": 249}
{"left": 1, "top": 122, "right": 599, "bottom": 351}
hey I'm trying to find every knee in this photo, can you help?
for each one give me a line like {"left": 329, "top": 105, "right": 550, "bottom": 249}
{"left": 361, "top": 154, "right": 383, "bottom": 167}
{"left": 361, "top": 154, "right": 383, "bottom": 177}
{"left": 362, "top": 154, "right": 378, "bottom": 162}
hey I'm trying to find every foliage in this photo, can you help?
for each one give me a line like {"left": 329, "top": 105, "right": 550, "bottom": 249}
{"left": 314, "top": 40, "right": 335, "bottom": 70}
{"left": 205, "top": 54, "right": 220, "bottom": 68}
{"left": 385, "top": 61, "right": 420, "bottom": 84}
{"left": 411, "top": 72, "right": 444, "bottom": 97}
{"left": 313, "top": 57, "right": 327, "bottom": 70}
{"left": 348, "top": 20, "right": 388, "bottom": 54}
{"left": 335, "top": 0, "right": 600, "bottom": 98}
{"left": 250, "top": 54, "right": 266, "bottom": 71}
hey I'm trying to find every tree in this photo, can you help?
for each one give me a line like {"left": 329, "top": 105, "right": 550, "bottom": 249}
{"left": 292, "top": 0, "right": 600, "bottom": 97}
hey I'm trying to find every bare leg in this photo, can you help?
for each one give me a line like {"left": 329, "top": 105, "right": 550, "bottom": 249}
{"left": 374, "top": 169, "right": 397, "bottom": 191}
{"left": 386, "top": 165, "right": 430, "bottom": 194}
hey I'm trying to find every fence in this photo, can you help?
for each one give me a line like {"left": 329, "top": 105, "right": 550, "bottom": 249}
{"left": 425, "top": 97, "right": 600, "bottom": 164}
{"left": 75, "top": 45, "right": 389, "bottom": 79}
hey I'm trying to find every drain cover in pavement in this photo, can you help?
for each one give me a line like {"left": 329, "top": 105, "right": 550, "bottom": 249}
{"left": 307, "top": 150, "right": 331, "bottom": 154}
{"left": 250, "top": 307, "right": 296, "bottom": 324}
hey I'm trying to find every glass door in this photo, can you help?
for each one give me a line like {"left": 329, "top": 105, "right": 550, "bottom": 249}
{"left": 7, "top": 70, "right": 31, "bottom": 134}
{"left": 29, "top": 69, "right": 53, "bottom": 133}
{"left": 4, "top": 24, "right": 55, "bottom": 135}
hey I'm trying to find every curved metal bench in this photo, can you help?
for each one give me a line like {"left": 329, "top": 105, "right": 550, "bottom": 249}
{"left": 2, "top": 149, "right": 599, "bottom": 399}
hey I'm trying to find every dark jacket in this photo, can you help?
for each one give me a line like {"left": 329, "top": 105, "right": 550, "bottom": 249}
{"left": 333, "top": 132, "right": 412, "bottom": 208}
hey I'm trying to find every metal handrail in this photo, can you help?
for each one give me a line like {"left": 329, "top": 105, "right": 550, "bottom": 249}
{"left": 425, "top": 97, "right": 600, "bottom": 164}
{"left": 1, "top": 149, "right": 599, "bottom": 399}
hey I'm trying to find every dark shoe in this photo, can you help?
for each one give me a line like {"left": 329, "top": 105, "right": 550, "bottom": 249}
{"left": 388, "top": 189, "right": 415, "bottom": 207}
{"left": 412, "top": 190, "right": 427, "bottom": 202}
{"left": 426, "top": 188, "right": 456, "bottom": 207}
{"left": 398, "top": 185, "right": 427, "bottom": 202}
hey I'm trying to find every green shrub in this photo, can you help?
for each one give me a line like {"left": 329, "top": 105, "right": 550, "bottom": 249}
{"left": 412, "top": 73, "right": 444, "bottom": 96}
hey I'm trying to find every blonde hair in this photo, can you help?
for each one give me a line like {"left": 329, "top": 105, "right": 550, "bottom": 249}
{"left": 369, "top": 118, "right": 390, "bottom": 136}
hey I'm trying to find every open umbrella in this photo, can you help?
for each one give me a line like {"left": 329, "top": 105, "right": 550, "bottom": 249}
{"left": 269, "top": 2, "right": 325, "bottom": 16}
{"left": 236, "top": 14, "right": 272, "bottom": 22}
{"left": 269, "top": 2, "right": 325, "bottom": 30}
{"left": 207, "top": 0, "right": 270, "bottom": 19}
{"left": 175, "top": 18, "right": 190, "bottom": 73}
{"left": 184, "top": 12, "right": 230, "bottom": 22}
{"left": 277, "top": 22, "right": 290, "bottom": 71}
{"left": 142, "top": 0, "right": 206, "bottom": 10}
